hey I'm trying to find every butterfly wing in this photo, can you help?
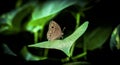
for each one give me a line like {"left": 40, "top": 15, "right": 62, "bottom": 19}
{"left": 47, "top": 21, "right": 63, "bottom": 41}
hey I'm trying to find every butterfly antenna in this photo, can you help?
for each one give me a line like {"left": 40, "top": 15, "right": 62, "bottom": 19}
{"left": 62, "top": 27, "right": 66, "bottom": 32}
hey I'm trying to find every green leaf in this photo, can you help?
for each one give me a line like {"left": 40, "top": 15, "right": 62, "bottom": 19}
{"left": 84, "top": 26, "right": 113, "bottom": 50}
{"left": 26, "top": 0, "right": 76, "bottom": 32}
{"left": 0, "top": 18, "right": 10, "bottom": 33}
{"left": 63, "top": 61, "right": 90, "bottom": 65}
{"left": 2, "top": 43, "right": 17, "bottom": 56}
{"left": 26, "top": 14, "right": 56, "bottom": 32}
{"left": 0, "top": 2, "right": 34, "bottom": 34}
{"left": 28, "top": 21, "right": 89, "bottom": 57}
{"left": 11, "top": 3, "right": 34, "bottom": 31}
{"left": 110, "top": 24, "right": 120, "bottom": 50}
{"left": 32, "top": 0, "right": 76, "bottom": 20}
{"left": 20, "top": 46, "right": 47, "bottom": 61}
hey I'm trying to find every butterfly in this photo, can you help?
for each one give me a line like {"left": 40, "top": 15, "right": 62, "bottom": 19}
{"left": 47, "top": 21, "right": 63, "bottom": 41}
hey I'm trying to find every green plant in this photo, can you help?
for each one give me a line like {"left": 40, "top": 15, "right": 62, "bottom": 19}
{"left": 0, "top": 0, "right": 116, "bottom": 65}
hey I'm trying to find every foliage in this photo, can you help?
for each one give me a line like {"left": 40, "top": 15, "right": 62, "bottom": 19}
{"left": 0, "top": 0, "right": 117, "bottom": 64}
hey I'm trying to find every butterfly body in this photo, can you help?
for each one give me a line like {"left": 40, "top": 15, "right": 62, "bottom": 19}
{"left": 47, "top": 21, "right": 63, "bottom": 41}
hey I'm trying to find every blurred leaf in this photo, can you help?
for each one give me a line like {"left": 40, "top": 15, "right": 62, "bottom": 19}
{"left": 28, "top": 21, "right": 89, "bottom": 57}
{"left": 63, "top": 61, "right": 90, "bottom": 65}
{"left": 2, "top": 43, "right": 17, "bottom": 56}
{"left": 0, "top": 18, "right": 10, "bottom": 32}
{"left": 76, "top": 0, "right": 89, "bottom": 8}
{"left": 20, "top": 46, "right": 47, "bottom": 61}
{"left": 32, "top": 0, "right": 76, "bottom": 20}
{"left": 15, "top": 0, "right": 22, "bottom": 8}
{"left": 26, "top": 14, "right": 56, "bottom": 32}
{"left": 84, "top": 26, "right": 113, "bottom": 50}
{"left": 26, "top": 0, "right": 77, "bottom": 32}
{"left": 110, "top": 24, "right": 120, "bottom": 50}
{"left": 12, "top": 2, "right": 34, "bottom": 31}
{"left": 0, "top": 2, "right": 34, "bottom": 34}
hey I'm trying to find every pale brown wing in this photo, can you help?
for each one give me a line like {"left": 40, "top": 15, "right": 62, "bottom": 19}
{"left": 47, "top": 21, "right": 63, "bottom": 41}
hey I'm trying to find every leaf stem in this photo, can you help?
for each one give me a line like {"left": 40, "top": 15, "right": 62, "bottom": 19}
{"left": 44, "top": 48, "right": 49, "bottom": 57}
{"left": 34, "top": 31, "right": 38, "bottom": 43}
{"left": 71, "top": 52, "right": 87, "bottom": 60}
{"left": 70, "top": 43, "right": 75, "bottom": 57}
{"left": 61, "top": 57, "right": 70, "bottom": 62}
{"left": 75, "top": 13, "right": 80, "bottom": 28}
